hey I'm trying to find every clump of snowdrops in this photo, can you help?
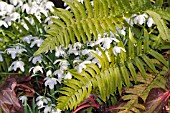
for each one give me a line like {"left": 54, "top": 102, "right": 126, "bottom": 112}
{"left": 0, "top": 0, "right": 156, "bottom": 112}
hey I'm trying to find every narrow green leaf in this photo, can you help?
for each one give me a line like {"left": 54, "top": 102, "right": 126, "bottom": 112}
{"left": 134, "top": 58, "right": 146, "bottom": 79}
{"left": 127, "top": 61, "right": 137, "bottom": 83}
{"left": 149, "top": 49, "right": 168, "bottom": 67}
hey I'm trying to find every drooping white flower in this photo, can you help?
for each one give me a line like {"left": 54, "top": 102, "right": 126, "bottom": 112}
{"left": 29, "top": 55, "right": 42, "bottom": 64}
{"left": 0, "top": 20, "right": 8, "bottom": 28}
{"left": 8, "top": 60, "right": 25, "bottom": 72}
{"left": 44, "top": 105, "right": 52, "bottom": 113}
{"left": 22, "top": 35, "right": 33, "bottom": 44}
{"left": 6, "top": 4, "right": 14, "bottom": 13}
{"left": 0, "top": 1, "right": 7, "bottom": 11}
{"left": 29, "top": 65, "right": 43, "bottom": 74}
{"left": 19, "top": 96, "right": 28, "bottom": 103}
{"left": 55, "top": 46, "right": 66, "bottom": 57}
{"left": 36, "top": 96, "right": 51, "bottom": 109}
{"left": 112, "top": 46, "right": 126, "bottom": 56}
{"left": 0, "top": 51, "right": 3, "bottom": 62}
{"left": 94, "top": 37, "right": 119, "bottom": 49}
{"left": 54, "top": 60, "right": 69, "bottom": 71}
{"left": 64, "top": 72, "right": 72, "bottom": 79}
{"left": 30, "top": 37, "right": 44, "bottom": 48}
{"left": 75, "top": 61, "right": 91, "bottom": 73}
{"left": 147, "top": 17, "right": 155, "bottom": 27}
{"left": 134, "top": 13, "right": 148, "bottom": 25}
{"left": 9, "top": 12, "right": 20, "bottom": 21}
{"left": 6, "top": 45, "right": 27, "bottom": 59}
{"left": 44, "top": 77, "right": 57, "bottom": 89}
{"left": 10, "top": 0, "right": 19, "bottom": 6}
{"left": 51, "top": 108, "right": 62, "bottom": 113}
{"left": 53, "top": 69, "right": 64, "bottom": 83}
{"left": 45, "top": 1, "right": 54, "bottom": 12}
{"left": 46, "top": 70, "right": 52, "bottom": 77}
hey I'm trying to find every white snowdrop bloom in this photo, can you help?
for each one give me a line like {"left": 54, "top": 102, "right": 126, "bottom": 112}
{"left": 0, "top": 1, "right": 7, "bottom": 11}
{"left": 30, "top": 37, "right": 44, "bottom": 48}
{"left": 29, "top": 55, "right": 42, "bottom": 64}
{"left": 36, "top": 96, "right": 51, "bottom": 109}
{"left": 19, "top": 96, "right": 28, "bottom": 103}
{"left": 94, "top": 38, "right": 119, "bottom": 49}
{"left": 22, "top": 4, "right": 31, "bottom": 13}
{"left": 9, "top": 12, "right": 20, "bottom": 21}
{"left": 53, "top": 69, "right": 64, "bottom": 83}
{"left": 22, "top": 35, "right": 33, "bottom": 44}
{"left": 29, "top": 65, "right": 43, "bottom": 74}
{"left": 55, "top": 46, "right": 66, "bottom": 57}
{"left": 46, "top": 70, "right": 52, "bottom": 77}
{"left": 113, "top": 46, "right": 126, "bottom": 56}
{"left": 78, "top": 0, "right": 84, "bottom": 4}
{"left": 0, "top": 53, "right": 3, "bottom": 62}
{"left": 75, "top": 61, "right": 91, "bottom": 73}
{"left": 44, "top": 105, "right": 52, "bottom": 113}
{"left": 10, "top": 0, "right": 19, "bottom": 6}
{"left": 54, "top": 60, "right": 69, "bottom": 71}
{"left": 51, "top": 108, "right": 62, "bottom": 113}
{"left": 0, "top": 20, "right": 8, "bottom": 28}
{"left": 6, "top": 45, "right": 27, "bottom": 59}
{"left": 8, "top": 60, "right": 25, "bottom": 72}
{"left": 0, "top": 11, "right": 6, "bottom": 16}
{"left": 116, "top": 26, "right": 126, "bottom": 36}
{"left": 44, "top": 76, "right": 57, "bottom": 89}
{"left": 45, "top": 1, "right": 54, "bottom": 12}
{"left": 6, "top": 4, "right": 14, "bottom": 13}
{"left": 81, "top": 49, "right": 93, "bottom": 55}
{"left": 134, "top": 13, "right": 148, "bottom": 25}
{"left": 64, "top": 72, "right": 72, "bottom": 79}
{"left": 68, "top": 45, "right": 79, "bottom": 55}
{"left": 147, "top": 17, "right": 155, "bottom": 27}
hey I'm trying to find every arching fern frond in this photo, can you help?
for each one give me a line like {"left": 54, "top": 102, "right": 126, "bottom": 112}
{"left": 34, "top": 0, "right": 170, "bottom": 55}
{"left": 56, "top": 28, "right": 168, "bottom": 110}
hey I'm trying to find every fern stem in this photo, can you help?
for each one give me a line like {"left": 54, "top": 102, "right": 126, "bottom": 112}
{"left": 72, "top": 104, "right": 99, "bottom": 113}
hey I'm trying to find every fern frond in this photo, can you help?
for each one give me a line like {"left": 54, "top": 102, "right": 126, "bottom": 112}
{"left": 117, "top": 73, "right": 167, "bottom": 113}
{"left": 56, "top": 28, "right": 168, "bottom": 110}
{"left": 34, "top": 0, "right": 170, "bottom": 55}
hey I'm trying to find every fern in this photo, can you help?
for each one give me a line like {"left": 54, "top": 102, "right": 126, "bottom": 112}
{"left": 116, "top": 73, "right": 167, "bottom": 113}
{"left": 56, "top": 28, "right": 168, "bottom": 110}
{"left": 34, "top": 0, "right": 170, "bottom": 55}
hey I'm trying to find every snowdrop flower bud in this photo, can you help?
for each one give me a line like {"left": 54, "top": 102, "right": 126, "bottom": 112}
{"left": 19, "top": 96, "right": 28, "bottom": 103}
{"left": 134, "top": 13, "right": 148, "bottom": 25}
{"left": 113, "top": 46, "right": 126, "bottom": 56}
{"left": 29, "top": 65, "right": 43, "bottom": 74}
{"left": 147, "top": 17, "right": 155, "bottom": 27}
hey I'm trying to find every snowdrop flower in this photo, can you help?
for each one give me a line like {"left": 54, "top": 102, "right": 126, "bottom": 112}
{"left": 53, "top": 69, "right": 64, "bottom": 83}
{"left": 9, "top": 12, "right": 20, "bottom": 21}
{"left": 116, "top": 26, "right": 126, "bottom": 36}
{"left": 94, "top": 37, "right": 119, "bottom": 49}
{"left": 64, "top": 72, "right": 72, "bottom": 79}
{"left": 46, "top": 70, "right": 52, "bottom": 76}
{"left": 0, "top": 1, "right": 7, "bottom": 11}
{"left": 147, "top": 17, "right": 155, "bottom": 27}
{"left": 0, "top": 20, "right": 8, "bottom": 28}
{"left": 55, "top": 46, "right": 66, "bottom": 57}
{"left": 44, "top": 76, "right": 57, "bottom": 89}
{"left": 0, "top": 53, "right": 3, "bottom": 62}
{"left": 36, "top": 96, "right": 51, "bottom": 109}
{"left": 51, "top": 108, "right": 62, "bottom": 113}
{"left": 8, "top": 60, "right": 25, "bottom": 72}
{"left": 19, "top": 96, "right": 28, "bottom": 103}
{"left": 134, "top": 13, "right": 148, "bottom": 25}
{"left": 30, "top": 37, "right": 44, "bottom": 48}
{"left": 10, "top": 0, "right": 19, "bottom": 6}
{"left": 75, "top": 61, "right": 91, "bottom": 73}
{"left": 6, "top": 45, "right": 27, "bottom": 59}
{"left": 124, "top": 17, "right": 134, "bottom": 26}
{"left": 22, "top": 35, "right": 33, "bottom": 44}
{"left": 45, "top": 1, "right": 54, "bottom": 12}
{"left": 29, "top": 55, "right": 42, "bottom": 64}
{"left": 44, "top": 105, "right": 52, "bottom": 113}
{"left": 29, "top": 65, "right": 43, "bottom": 74}
{"left": 113, "top": 46, "right": 126, "bottom": 56}
{"left": 54, "top": 60, "right": 69, "bottom": 71}
{"left": 6, "top": 4, "right": 14, "bottom": 13}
